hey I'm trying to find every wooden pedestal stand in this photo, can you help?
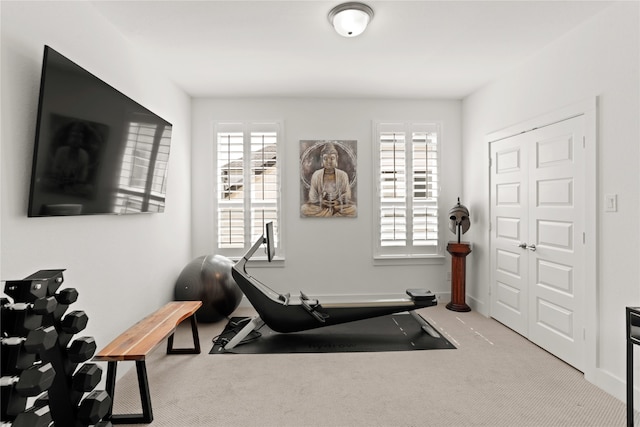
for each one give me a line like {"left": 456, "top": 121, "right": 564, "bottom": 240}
{"left": 446, "top": 242, "right": 472, "bottom": 312}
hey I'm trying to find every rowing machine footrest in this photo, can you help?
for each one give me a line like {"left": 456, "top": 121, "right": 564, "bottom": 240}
{"left": 406, "top": 289, "right": 435, "bottom": 302}
{"left": 278, "top": 293, "right": 290, "bottom": 305}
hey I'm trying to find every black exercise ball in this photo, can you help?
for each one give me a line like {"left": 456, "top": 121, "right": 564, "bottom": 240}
{"left": 174, "top": 254, "right": 243, "bottom": 323}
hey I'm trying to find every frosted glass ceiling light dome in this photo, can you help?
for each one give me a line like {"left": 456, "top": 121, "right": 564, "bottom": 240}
{"left": 328, "top": 2, "right": 374, "bottom": 37}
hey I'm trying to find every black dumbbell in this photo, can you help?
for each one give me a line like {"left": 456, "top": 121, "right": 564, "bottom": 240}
{"left": 53, "top": 288, "right": 79, "bottom": 321}
{"left": 1, "top": 349, "right": 36, "bottom": 375}
{"left": 1, "top": 326, "right": 58, "bottom": 354}
{"left": 1, "top": 378, "right": 52, "bottom": 419}
{"left": 0, "top": 362, "right": 55, "bottom": 397}
{"left": 10, "top": 403, "right": 53, "bottom": 427}
{"left": 1, "top": 389, "right": 28, "bottom": 418}
{"left": 78, "top": 390, "right": 112, "bottom": 425}
{"left": 73, "top": 363, "right": 102, "bottom": 392}
{"left": 1, "top": 298, "right": 41, "bottom": 338}
{"left": 1, "top": 311, "right": 42, "bottom": 336}
{"left": 59, "top": 310, "right": 89, "bottom": 347}
{"left": 1, "top": 297, "right": 57, "bottom": 336}
{"left": 70, "top": 362, "right": 103, "bottom": 406}
{"left": 67, "top": 336, "right": 97, "bottom": 364}
{"left": 63, "top": 337, "right": 98, "bottom": 375}
{"left": 1, "top": 296, "right": 57, "bottom": 315}
{"left": 62, "top": 310, "right": 89, "bottom": 334}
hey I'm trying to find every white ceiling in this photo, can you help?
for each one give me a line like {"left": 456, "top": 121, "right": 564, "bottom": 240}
{"left": 90, "top": 1, "right": 613, "bottom": 99}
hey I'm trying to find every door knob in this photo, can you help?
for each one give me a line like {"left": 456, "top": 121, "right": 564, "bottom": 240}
{"left": 515, "top": 242, "right": 527, "bottom": 249}
{"left": 527, "top": 244, "right": 537, "bottom": 252}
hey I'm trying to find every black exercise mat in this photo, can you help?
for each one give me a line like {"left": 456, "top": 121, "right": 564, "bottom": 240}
{"left": 210, "top": 313, "right": 455, "bottom": 354}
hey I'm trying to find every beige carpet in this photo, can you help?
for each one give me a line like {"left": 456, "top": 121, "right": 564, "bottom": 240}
{"left": 106, "top": 303, "right": 636, "bottom": 426}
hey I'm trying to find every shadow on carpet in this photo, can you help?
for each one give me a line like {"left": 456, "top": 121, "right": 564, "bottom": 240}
{"left": 210, "top": 313, "right": 455, "bottom": 354}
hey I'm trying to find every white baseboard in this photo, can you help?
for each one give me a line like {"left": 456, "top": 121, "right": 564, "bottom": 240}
{"left": 466, "top": 294, "right": 487, "bottom": 316}
{"left": 589, "top": 366, "right": 639, "bottom": 408}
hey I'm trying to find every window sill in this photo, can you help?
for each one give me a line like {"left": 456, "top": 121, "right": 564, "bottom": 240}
{"left": 373, "top": 255, "right": 445, "bottom": 266}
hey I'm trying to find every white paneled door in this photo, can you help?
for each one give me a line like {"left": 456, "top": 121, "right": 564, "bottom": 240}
{"left": 490, "top": 116, "right": 585, "bottom": 371}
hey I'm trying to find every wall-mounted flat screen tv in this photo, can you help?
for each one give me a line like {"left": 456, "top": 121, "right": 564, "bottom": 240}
{"left": 28, "top": 45, "right": 173, "bottom": 217}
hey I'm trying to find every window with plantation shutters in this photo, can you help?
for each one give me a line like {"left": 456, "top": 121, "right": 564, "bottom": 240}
{"left": 214, "top": 121, "right": 281, "bottom": 259}
{"left": 374, "top": 122, "right": 440, "bottom": 258}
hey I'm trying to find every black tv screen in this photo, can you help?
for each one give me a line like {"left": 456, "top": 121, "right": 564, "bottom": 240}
{"left": 28, "top": 46, "right": 173, "bottom": 217}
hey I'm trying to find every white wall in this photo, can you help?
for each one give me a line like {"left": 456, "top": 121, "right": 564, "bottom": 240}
{"left": 192, "top": 98, "right": 462, "bottom": 300}
{"left": 462, "top": 2, "right": 639, "bottom": 403}
{"left": 0, "top": 2, "right": 192, "bottom": 354}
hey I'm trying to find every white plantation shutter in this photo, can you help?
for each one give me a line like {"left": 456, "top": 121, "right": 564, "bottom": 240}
{"left": 411, "top": 129, "right": 439, "bottom": 246}
{"left": 379, "top": 131, "right": 407, "bottom": 247}
{"left": 217, "top": 128, "right": 245, "bottom": 248}
{"left": 375, "top": 122, "right": 440, "bottom": 258}
{"left": 215, "top": 122, "right": 281, "bottom": 257}
{"left": 249, "top": 131, "right": 278, "bottom": 244}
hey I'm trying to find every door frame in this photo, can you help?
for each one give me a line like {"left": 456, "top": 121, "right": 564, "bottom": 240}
{"left": 486, "top": 98, "right": 597, "bottom": 380}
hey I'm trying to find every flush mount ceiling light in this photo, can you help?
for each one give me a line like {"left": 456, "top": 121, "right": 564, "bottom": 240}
{"left": 328, "top": 2, "right": 374, "bottom": 37}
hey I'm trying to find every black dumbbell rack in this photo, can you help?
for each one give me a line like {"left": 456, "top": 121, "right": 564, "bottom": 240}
{"left": 1, "top": 269, "right": 112, "bottom": 427}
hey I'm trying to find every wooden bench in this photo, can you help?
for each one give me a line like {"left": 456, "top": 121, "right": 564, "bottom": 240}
{"left": 94, "top": 301, "right": 202, "bottom": 424}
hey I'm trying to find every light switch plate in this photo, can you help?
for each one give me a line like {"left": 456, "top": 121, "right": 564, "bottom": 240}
{"left": 605, "top": 194, "right": 617, "bottom": 212}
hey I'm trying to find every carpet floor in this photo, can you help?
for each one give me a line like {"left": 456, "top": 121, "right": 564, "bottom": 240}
{"left": 105, "top": 303, "right": 637, "bottom": 426}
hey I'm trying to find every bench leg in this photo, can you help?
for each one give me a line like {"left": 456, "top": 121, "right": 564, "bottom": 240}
{"left": 104, "top": 361, "right": 117, "bottom": 420}
{"left": 167, "top": 313, "right": 201, "bottom": 354}
{"left": 628, "top": 337, "right": 634, "bottom": 427}
{"left": 628, "top": 308, "right": 635, "bottom": 427}
{"left": 104, "top": 360, "right": 153, "bottom": 424}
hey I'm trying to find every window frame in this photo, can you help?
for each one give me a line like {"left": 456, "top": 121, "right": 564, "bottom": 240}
{"left": 212, "top": 120, "right": 284, "bottom": 262}
{"left": 372, "top": 121, "right": 444, "bottom": 264}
